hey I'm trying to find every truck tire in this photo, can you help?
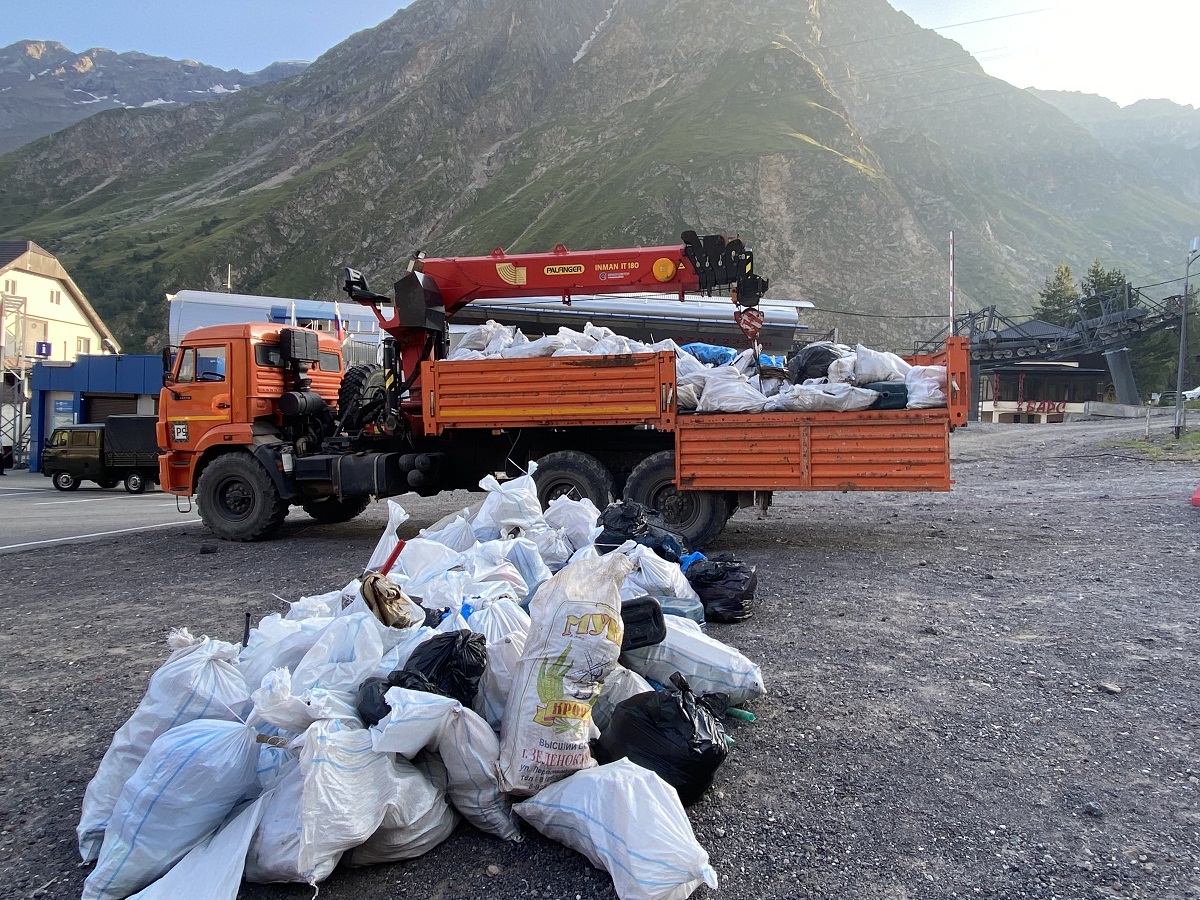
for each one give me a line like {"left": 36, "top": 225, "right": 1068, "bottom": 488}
{"left": 302, "top": 495, "right": 371, "bottom": 524}
{"left": 623, "top": 450, "right": 726, "bottom": 549}
{"left": 196, "top": 453, "right": 289, "bottom": 541}
{"left": 338, "top": 364, "right": 384, "bottom": 430}
{"left": 52, "top": 471, "right": 80, "bottom": 492}
{"left": 124, "top": 470, "right": 148, "bottom": 494}
{"left": 533, "top": 450, "right": 616, "bottom": 510}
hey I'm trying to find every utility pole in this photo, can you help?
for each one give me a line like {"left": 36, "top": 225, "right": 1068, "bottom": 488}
{"left": 1175, "top": 237, "right": 1199, "bottom": 439}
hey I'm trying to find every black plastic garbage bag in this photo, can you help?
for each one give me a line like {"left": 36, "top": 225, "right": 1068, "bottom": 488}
{"left": 786, "top": 341, "right": 851, "bottom": 383}
{"left": 596, "top": 672, "right": 728, "bottom": 805}
{"left": 355, "top": 669, "right": 451, "bottom": 726}
{"left": 402, "top": 630, "right": 487, "bottom": 706}
{"left": 685, "top": 555, "right": 757, "bottom": 623}
{"left": 355, "top": 676, "right": 394, "bottom": 727}
{"left": 595, "top": 500, "right": 688, "bottom": 562}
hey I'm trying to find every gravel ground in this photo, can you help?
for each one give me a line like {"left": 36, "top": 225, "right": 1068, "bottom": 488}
{"left": 1, "top": 418, "right": 1198, "bottom": 900}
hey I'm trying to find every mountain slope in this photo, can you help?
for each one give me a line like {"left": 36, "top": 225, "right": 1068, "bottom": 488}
{"left": 0, "top": 40, "right": 306, "bottom": 154}
{"left": 1, "top": 0, "right": 1197, "bottom": 352}
{"left": 1030, "top": 89, "right": 1200, "bottom": 206}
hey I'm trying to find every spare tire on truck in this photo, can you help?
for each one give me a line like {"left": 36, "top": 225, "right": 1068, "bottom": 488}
{"left": 196, "top": 452, "right": 289, "bottom": 541}
{"left": 622, "top": 450, "right": 726, "bottom": 550}
{"left": 338, "top": 364, "right": 385, "bottom": 431}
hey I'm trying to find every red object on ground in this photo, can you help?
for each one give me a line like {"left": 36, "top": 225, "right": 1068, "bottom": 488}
{"left": 1192, "top": 483, "right": 1200, "bottom": 507}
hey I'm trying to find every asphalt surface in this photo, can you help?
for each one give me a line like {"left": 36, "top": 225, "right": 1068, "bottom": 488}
{"left": 0, "top": 470, "right": 202, "bottom": 553}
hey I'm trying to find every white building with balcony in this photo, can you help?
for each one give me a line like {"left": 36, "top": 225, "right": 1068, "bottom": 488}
{"left": 1, "top": 240, "right": 119, "bottom": 465}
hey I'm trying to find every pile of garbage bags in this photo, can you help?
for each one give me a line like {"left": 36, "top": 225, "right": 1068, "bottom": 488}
{"left": 77, "top": 465, "right": 766, "bottom": 900}
{"left": 449, "top": 320, "right": 949, "bottom": 414}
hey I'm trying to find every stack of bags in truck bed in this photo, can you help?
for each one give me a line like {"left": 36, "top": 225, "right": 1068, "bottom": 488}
{"left": 449, "top": 321, "right": 949, "bottom": 414}
{"left": 76, "top": 464, "right": 765, "bottom": 900}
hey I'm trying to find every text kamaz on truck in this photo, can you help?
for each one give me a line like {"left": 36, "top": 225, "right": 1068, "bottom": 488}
{"left": 156, "top": 231, "right": 968, "bottom": 546}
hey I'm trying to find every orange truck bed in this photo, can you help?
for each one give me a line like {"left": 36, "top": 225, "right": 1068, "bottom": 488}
{"left": 420, "top": 337, "right": 969, "bottom": 493}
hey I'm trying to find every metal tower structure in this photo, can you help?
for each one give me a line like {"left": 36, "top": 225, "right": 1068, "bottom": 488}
{"left": 0, "top": 289, "right": 30, "bottom": 467}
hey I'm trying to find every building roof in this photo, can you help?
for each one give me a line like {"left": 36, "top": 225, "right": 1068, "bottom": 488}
{"left": 0, "top": 241, "right": 120, "bottom": 352}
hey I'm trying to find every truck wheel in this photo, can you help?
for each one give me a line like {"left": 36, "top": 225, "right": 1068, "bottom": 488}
{"left": 302, "top": 495, "right": 371, "bottom": 524}
{"left": 52, "top": 471, "right": 80, "bottom": 492}
{"left": 196, "top": 453, "right": 289, "bottom": 541}
{"left": 623, "top": 450, "right": 726, "bottom": 549}
{"left": 124, "top": 471, "right": 148, "bottom": 494}
{"left": 533, "top": 450, "right": 616, "bottom": 510}
{"left": 338, "top": 364, "right": 384, "bottom": 430}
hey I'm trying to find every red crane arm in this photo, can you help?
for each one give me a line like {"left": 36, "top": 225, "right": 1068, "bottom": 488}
{"left": 419, "top": 242, "right": 702, "bottom": 319}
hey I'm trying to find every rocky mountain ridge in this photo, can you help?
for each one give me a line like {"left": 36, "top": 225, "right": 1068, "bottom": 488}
{"left": 1, "top": 0, "right": 1198, "bottom": 352}
{"left": 1030, "top": 89, "right": 1200, "bottom": 206}
{"left": 0, "top": 40, "right": 306, "bottom": 154}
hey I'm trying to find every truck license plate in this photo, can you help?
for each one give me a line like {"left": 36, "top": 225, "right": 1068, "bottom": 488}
{"left": 172, "top": 422, "right": 189, "bottom": 442}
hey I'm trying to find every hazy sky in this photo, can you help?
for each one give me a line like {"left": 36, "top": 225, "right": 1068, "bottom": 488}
{"left": 892, "top": 1, "right": 1200, "bottom": 108}
{"left": 2, "top": 1, "right": 1197, "bottom": 108}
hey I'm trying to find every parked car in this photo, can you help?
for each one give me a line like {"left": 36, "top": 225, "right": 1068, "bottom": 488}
{"left": 42, "top": 415, "right": 162, "bottom": 493}
{"left": 1156, "top": 391, "right": 1178, "bottom": 406}
{"left": 1184, "top": 386, "right": 1200, "bottom": 401}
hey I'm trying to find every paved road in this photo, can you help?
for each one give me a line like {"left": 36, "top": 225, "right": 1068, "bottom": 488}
{"left": 0, "top": 470, "right": 202, "bottom": 553}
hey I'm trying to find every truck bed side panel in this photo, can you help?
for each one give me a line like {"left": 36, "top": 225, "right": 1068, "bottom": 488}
{"left": 675, "top": 411, "right": 951, "bottom": 491}
{"left": 421, "top": 352, "right": 676, "bottom": 436}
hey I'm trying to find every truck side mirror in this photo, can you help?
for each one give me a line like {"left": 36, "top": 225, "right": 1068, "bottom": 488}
{"left": 161, "top": 347, "right": 175, "bottom": 385}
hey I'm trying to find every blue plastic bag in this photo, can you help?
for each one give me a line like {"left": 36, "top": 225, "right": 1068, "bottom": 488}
{"left": 681, "top": 342, "right": 737, "bottom": 366}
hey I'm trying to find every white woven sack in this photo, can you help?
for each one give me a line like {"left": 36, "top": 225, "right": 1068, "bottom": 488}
{"left": 83, "top": 720, "right": 260, "bottom": 900}
{"left": 513, "top": 759, "right": 718, "bottom": 900}
{"left": 77, "top": 630, "right": 250, "bottom": 862}
{"left": 497, "top": 550, "right": 635, "bottom": 795}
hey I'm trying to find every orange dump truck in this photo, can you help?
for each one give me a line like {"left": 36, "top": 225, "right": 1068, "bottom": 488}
{"left": 158, "top": 231, "right": 968, "bottom": 545}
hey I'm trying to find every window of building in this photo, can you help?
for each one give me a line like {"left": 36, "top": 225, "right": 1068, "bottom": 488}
{"left": 77, "top": 337, "right": 91, "bottom": 355}
{"left": 2, "top": 279, "right": 16, "bottom": 296}
{"left": 50, "top": 289, "right": 62, "bottom": 305}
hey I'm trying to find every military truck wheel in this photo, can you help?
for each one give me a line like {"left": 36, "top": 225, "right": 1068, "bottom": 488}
{"left": 124, "top": 470, "right": 148, "bottom": 494}
{"left": 196, "top": 453, "right": 288, "bottom": 541}
{"left": 533, "top": 450, "right": 616, "bottom": 510}
{"left": 52, "top": 471, "right": 80, "bottom": 492}
{"left": 623, "top": 450, "right": 726, "bottom": 549}
{"left": 302, "top": 495, "right": 371, "bottom": 524}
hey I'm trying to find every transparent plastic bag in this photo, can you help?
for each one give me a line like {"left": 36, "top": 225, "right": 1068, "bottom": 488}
{"left": 622, "top": 616, "right": 765, "bottom": 704}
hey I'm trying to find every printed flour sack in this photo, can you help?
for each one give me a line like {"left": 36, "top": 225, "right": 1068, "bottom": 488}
{"left": 497, "top": 549, "right": 635, "bottom": 795}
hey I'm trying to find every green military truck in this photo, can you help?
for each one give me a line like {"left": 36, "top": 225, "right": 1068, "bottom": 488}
{"left": 43, "top": 415, "right": 162, "bottom": 494}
